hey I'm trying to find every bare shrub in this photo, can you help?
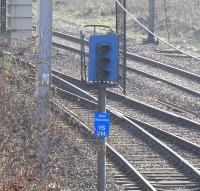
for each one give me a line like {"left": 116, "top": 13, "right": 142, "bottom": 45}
{"left": 0, "top": 54, "right": 69, "bottom": 190}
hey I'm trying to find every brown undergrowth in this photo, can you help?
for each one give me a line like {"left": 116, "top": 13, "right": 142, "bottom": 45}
{"left": 0, "top": 53, "right": 89, "bottom": 190}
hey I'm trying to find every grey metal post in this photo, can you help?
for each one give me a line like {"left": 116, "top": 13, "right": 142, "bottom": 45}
{"left": 116, "top": 0, "right": 127, "bottom": 94}
{"left": 0, "top": 0, "right": 6, "bottom": 32}
{"left": 36, "top": 0, "right": 53, "bottom": 169}
{"left": 97, "top": 83, "right": 106, "bottom": 191}
{"left": 148, "top": 0, "right": 155, "bottom": 43}
{"left": 36, "top": 0, "right": 40, "bottom": 35}
{"left": 37, "top": 0, "right": 52, "bottom": 124}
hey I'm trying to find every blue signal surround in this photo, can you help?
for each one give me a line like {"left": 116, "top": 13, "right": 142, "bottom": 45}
{"left": 88, "top": 34, "right": 119, "bottom": 82}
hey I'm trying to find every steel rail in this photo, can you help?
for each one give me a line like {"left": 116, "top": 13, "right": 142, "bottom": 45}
{"left": 8, "top": 53, "right": 158, "bottom": 190}
{"left": 4, "top": 50, "right": 200, "bottom": 188}
{"left": 53, "top": 30, "right": 85, "bottom": 44}
{"left": 52, "top": 74, "right": 200, "bottom": 180}
{"left": 53, "top": 70, "right": 200, "bottom": 130}
{"left": 55, "top": 86, "right": 200, "bottom": 189}
{"left": 52, "top": 41, "right": 200, "bottom": 97}
{"left": 53, "top": 30, "right": 200, "bottom": 80}
{"left": 2, "top": 49, "right": 155, "bottom": 191}
{"left": 125, "top": 115, "right": 200, "bottom": 154}
{"left": 126, "top": 66, "right": 200, "bottom": 97}
{"left": 52, "top": 93, "right": 156, "bottom": 191}
{"left": 55, "top": 83, "right": 200, "bottom": 155}
{"left": 35, "top": 25, "right": 199, "bottom": 60}
{"left": 3, "top": 53, "right": 199, "bottom": 131}
{"left": 11, "top": 58, "right": 200, "bottom": 155}
{"left": 52, "top": 42, "right": 82, "bottom": 55}
{"left": 156, "top": 99, "right": 198, "bottom": 116}
{"left": 53, "top": 74, "right": 200, "bottom": 152}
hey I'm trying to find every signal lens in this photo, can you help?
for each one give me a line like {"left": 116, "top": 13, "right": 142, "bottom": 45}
{"left": 98, "top": 57, "right": 110, "bottom": 66}
{"left": 99, "top": 44, "right": 110, "bottom": 54}
{"left": 97, "top": 71, "right": 110, "bottom": 80}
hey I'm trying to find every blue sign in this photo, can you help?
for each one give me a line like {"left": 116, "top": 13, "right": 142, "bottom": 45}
{"left": 93, "top": 112, "right": 110, "bottom": 138}
{"left": 88, "top": 34, "right": 119, "bottom": 82}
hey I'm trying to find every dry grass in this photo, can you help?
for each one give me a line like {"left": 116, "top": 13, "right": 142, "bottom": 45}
{"left": 0, "top": 53, "right": 83, "bottom": 190}
{"left": 49, "top": 0, "right": 200, "bottom": 53}
{"left": 0, "top": 54, "right": 40, "bottom": 190}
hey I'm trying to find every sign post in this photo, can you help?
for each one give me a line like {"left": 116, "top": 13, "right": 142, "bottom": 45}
{"left": 97, "top": 85, "right": 107, "bottom": 191}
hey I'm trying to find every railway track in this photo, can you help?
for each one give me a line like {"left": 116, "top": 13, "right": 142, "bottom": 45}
{"left": 52, "top": 76, "right": 200, "bottom": 190}
{"left": 52, "top": 30, "right": 200, "bottom": 97}
{"left": 52, "top": 70, "right": 200, "bottom": 165}
{"left": 3, "top": 32, "right": 200, "bottom": 190}
{"left": 53, "top": 71, "right": 200, "bottom": 145}
{"left": 51, "top": 31, "right": 200, "bottom": 120}
{"left": 1, "top": 52, "right": 148, "bottom": 191}
{"left": 6, "top": 50, "right": 200, "bottom": 190}
{"left": 53, "top": 99, "right": 148, "bottom": 191}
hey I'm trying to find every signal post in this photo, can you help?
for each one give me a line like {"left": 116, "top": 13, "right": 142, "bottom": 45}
{"left": 88, "top": 34, "right": 119, "bottom": 191}
{"left": 97, "top": 84, "right": 107, "bottom": 191}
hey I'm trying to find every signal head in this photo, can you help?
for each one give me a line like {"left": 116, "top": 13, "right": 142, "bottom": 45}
{"left": 97, "top": 70, "right": 110, "bottom": 80}
{"left": 88, "top": 34, "right": 119, "bottom": 83}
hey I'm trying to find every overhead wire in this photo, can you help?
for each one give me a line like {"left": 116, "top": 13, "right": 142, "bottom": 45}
{"left": 115, "top": 0, "right": 200, "bottom": 61}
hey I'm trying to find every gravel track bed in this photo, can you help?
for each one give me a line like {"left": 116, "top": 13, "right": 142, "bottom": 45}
{"left": 50, "top": 107, "right": 122, "bottom": 191}
{"left": 53, "top": 36, "right": 81, "bottom": 51}
{"left": 158, "top": 139, "right": 200, "bottom": 171}
{"left": 127, "top": 42, "right": 200, "bottom": 75}
{"left": 123, "top": 70, "right": 200, "bottom": 120}
{"left": 53, "top": 26, "right": 200, "bottom": 75}
{"left": 52, "top": 34, "right": 200, "bottom": 120}
{"left": 127, "top": 59, "right": 200, "bottom": 93}
{"left": 51, "top": 47, "right": 200, "bottom": 138}
{"left": 53, "top": 27, "right": 200, "bottom": 76}
{"left": 53, "top": 49, "right": 81, "bottom": 80}
{"left": 56, "top": 99, "right": 142, "bottom": 190}
{"left": 0, "top": 51, "right": 120, "bottom": 191}
{"left": 39, "top": 113, "right": 122, "bottom": 190}
{"left": 56, "top": 95, "right": 200, "bottom": 190}
{"left": 53, "top": 35, "right": 200, "bottom": 98}
{"left": 51, "top": 48, "right": 200, "bottom": 146}
{"left": 107, "top": 97, "right": 200, "bottom": 146}
{"left": 52, "top": 69, "right": 200, "bottom": 148}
